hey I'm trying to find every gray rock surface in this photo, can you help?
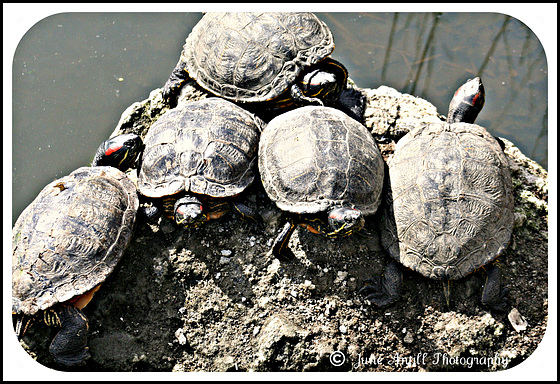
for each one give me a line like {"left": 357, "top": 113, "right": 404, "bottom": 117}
{"left": 17, "top": 82, "right": 548, "bottom": 373}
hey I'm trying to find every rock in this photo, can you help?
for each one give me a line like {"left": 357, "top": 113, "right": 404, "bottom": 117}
{"left": 508, "top": 308, "right": 528, "bottom": 333}
{"left": 256, "top": 314, "right": 308, "bottom": 365}
{"left": 403, "top": 331, "right": 414, "bottom": 344}
{"left": 17, "top": 82, "right": 548, "bottom": 373}
{"left": 363, "top": 85, "right": 444, "bottom": 140}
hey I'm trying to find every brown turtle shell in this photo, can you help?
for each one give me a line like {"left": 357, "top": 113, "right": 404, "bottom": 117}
{"left": 138, "top": 98, "right": 265, "bottom": 199}
{"left": 12, "top": 166, "right": 139, "bottom": 315}
{"left": 381, "top": 122, "right": 514, "bottom": 280}
{"left": 182, "top": 12, "right": 335, "bottom": 103}
{"left": 259, "top": 106, "right": 384, "bottom": 215}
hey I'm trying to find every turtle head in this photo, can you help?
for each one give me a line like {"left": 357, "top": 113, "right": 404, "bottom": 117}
{"left": 326, "top": 207, "right": 365, "bottom": 237}
{"left": 92, "top": 133, "right": 143, "bottom": 171}
{"left": 174, "top": 196, "right": 206, "bottom": 227}
{"left": 447, "top": 77, "right": 485, "bottom": 124}
{"left": 300, "top": 70, "right": 338, "bottom": 105}
{"left": 299, "top": 58, "right": 348, "bottom": 106}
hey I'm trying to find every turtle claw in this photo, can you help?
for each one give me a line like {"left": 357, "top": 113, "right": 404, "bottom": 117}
{"left": 359, "top": 260, "right": 403, "bottom": 308}
{"left": 359, "top": 278, "right": 400, "bottom": 308}
{"left": 51, "top": 346, "right": 91, "bottom": 368}
{"left": 138, "top": 202, "right": 161, "bottom": 222}
{"left": 482, "top": 286, "right": 509, "bottom": 313}
{"left": 361, "top": 291, "right": 400, "bottom": 308}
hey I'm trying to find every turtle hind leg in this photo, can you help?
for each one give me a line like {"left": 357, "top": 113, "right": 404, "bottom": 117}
{"left": 13, "top": 313, "right": 35, "bottom": 339}
{"left": 481, "top": 260, "right": 509, "bottom": 312}
{"left": 45, "top": 305, "right": 91, "bottom": 367}
{"left": 162, "top": 59, "right": 189, "bottom": 107}
{"left": 359, "top": 260, "right": 403, "bottom": 307}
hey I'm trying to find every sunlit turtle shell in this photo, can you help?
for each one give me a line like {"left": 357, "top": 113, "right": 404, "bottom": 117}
{"left": 138, "top": 98, "right": 265, "bottom": 200}
{"left": 12, "top": 166, "right": 139, "bottom": 316}
{"left": 259, "top": 106, "right": 384, "bottom": 215}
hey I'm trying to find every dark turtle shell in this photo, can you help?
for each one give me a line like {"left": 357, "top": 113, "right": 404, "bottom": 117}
{"left": 259, "top": 106, "right": 385, "bottom": 215}
{"left": 138, "top": 98, "right": 265, "bottom": 199}
{"left": 12, "top": 166, "right": 139, "bottom": 316}
{"left": 182, "top": 12, "right": 335, "bottom": 103}
{"left": 381, "top": 122, "right": 514, "bottom": 280}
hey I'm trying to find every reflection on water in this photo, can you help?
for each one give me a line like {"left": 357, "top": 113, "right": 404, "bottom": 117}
{"left": 11, "top": 12, "right": 548, "bottom": 224}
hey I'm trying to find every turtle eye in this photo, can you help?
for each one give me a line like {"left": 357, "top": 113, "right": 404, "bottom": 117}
{"left": 345, "top": 209, "right": 361, "bottom": 223}
{"left": 124, "top": 137, "right": 142, "bottom": 151}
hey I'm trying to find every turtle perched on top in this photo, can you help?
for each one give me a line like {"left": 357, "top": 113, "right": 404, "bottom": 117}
{"left": 258, "top": 105, "right": 385, "bottom": 259}
{"left": 361, "top": 77, "right": 514, "bottom": 311}
{"left": 12, "top": 134, "right": 143, "bottom": 367}
{"left": 162, "top": 12, "right": 365, "bottom": 121}
{"left": 137, "top": 97, "right": 265, "bottom": 227}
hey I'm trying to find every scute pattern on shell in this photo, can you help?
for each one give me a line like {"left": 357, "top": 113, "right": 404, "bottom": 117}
{"left": 183, "top": 12, "right": 334, "bottom": 102}
{"left": 12, "top": 166, "right": 139, "bottom": 316}
{"left": 381, "top": 122, "right": 514, "bottom": 280}
{"left": 138, "top": 98, "right": 265, "bottom": 199}
{"left": 259, "top": 106, "right": 384, "bottom": 215}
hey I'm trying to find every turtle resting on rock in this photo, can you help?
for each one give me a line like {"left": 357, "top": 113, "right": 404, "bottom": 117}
{"left": 137, "top": 97, "right": 265, "bottom": 227}
{"left": 360, "top": 77, "right": 514, "bottom": 311}
{"left": 162, "top": 12, "right": 365, "bottom": 121}
{"left": 258, "top": 105, "right": 385, "bottom": 260}
{"left": 12, "top": 134, "right": 143, "bottom": 367}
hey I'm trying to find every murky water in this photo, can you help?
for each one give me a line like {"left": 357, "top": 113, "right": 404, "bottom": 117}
{"left": 11, "top": 12, "right": 549, "bottom": 225}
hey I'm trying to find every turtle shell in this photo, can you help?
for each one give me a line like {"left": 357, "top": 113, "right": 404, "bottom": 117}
{"left": 182, "top": 12, "right": 334, "bottom": 103}
{"left": 381, "top": 122, "right": 514, "bottom": 281}
{"left": 138, "top": 98, "right": 265, "bottom": 199}
{"left": 12, "top": 166, "right": 139, "bottom": 316}
{"left": 259, "top": 106, "right": 385, "bottom": 215}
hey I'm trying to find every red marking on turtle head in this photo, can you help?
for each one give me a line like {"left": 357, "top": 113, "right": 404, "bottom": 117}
{"left": 105, "top": 143, "right": 123, "bottom": 156}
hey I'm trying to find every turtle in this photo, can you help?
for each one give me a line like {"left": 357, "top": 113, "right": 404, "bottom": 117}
{"left": 258, "top": 105, "right": 385, "bottom": 259}
{"left": 360, "top": 77, "right": 514, "bottom": 311}
{"left": 162, "top": 12, "right": 365, "bottom": 121}
{"left": 137, "top": 97, "right": 265, "bottom": 227}
{"left": 12, "top": 134, "right": 143, "bottom": 367}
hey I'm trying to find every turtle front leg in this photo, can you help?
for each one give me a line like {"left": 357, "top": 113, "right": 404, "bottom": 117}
{"left": 359, "top": 260, "right": 403, "bottom": 307}
{"left": 45, "top": 304, "right": 91, "bottom": 367}
{"left": 481, "top": 260, "right": 509, "bottom": 312}
{"left": 271, "top": 220, "right": 297, "bottom": 261}
{"left": 162, "top": 58, "right": 190, "bottom": 106}
{"left": 290, "top": 84, "right": 324, "bottom": 107}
